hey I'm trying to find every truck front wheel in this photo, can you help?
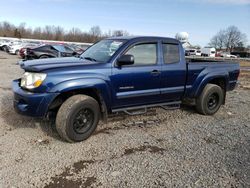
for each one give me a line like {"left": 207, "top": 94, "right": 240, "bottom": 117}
{"left": 56, "top": 94, "right": 100, "bottom": 142}
{"left": 196, "top": 84, "right": 224, "bottom": 115}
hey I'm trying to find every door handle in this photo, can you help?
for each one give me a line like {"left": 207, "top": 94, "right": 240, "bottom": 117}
{"left": 151, "top": 70, "right": 161, "bottom": 76}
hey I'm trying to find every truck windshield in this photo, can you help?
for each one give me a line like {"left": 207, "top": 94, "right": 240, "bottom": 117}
{"left": 80, "top": 39, "right": 126, "bottom": 63}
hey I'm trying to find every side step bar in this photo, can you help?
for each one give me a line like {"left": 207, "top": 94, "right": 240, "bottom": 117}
{"left": 112, "top": 101, "right": 181, "bottom": 116}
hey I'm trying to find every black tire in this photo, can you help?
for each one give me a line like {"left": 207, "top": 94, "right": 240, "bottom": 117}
{"left": 39, "top": 55, "right": 49, "bottom": 59}
{"left": 196, "top": 84, "right": 224, "bottom": 115}
{"left": 15, "top": 50, "right": 19, "bottom": 55}
{"left": 56, "top": 95, "right": 100, "bottom": 142}
{"left": 3, "top": 46, "right": 8, "bottom": 52}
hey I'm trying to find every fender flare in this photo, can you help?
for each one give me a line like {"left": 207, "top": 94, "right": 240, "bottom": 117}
{"left": 194, "top": 72, "right": 229, "bottom": 98}
{"left": 47, "top": 78, "right": 112, "bottom": 122}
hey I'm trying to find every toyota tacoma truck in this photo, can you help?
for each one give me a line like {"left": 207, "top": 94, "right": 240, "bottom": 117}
{"left": 12, "top": 36, "right": 240, "bottom": 142}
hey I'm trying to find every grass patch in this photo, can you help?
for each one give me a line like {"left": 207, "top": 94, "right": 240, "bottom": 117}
{"left": 239, "top": 60, "right": 250, "bottom": 67}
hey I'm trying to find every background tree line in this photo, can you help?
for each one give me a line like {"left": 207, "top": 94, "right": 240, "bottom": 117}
{"left": 0, "top": 21, "right": 130, "bottom": 43}
{"left": 209, "top": 26, "right": 247, "bottom": 52}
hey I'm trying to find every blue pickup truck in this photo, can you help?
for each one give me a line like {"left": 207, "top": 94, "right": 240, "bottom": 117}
{"left": 13, "top": 36, "right": 240, "bottom": 142}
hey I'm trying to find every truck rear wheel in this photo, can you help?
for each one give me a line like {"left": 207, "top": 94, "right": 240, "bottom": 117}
{"left": 56, "top": 94, "right": 100, "bottom": 142}
{"left": 196, "top": 84, "right": 224, "bottom": 115}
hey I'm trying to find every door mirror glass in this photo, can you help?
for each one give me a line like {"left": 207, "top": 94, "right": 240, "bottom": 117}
{"left": 117, "top": 54, "right": 134, "bottom": 66}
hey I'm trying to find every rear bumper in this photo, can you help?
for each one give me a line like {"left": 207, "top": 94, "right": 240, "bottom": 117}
{"left": 228, "top": 80, "right": 239, "bottom": 91}
{"left": 12, "top": 80, "right": 58, "bottom": 117}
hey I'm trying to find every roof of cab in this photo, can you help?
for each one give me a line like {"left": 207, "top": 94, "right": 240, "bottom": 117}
{"left": 107, "top": 36, "right": 180, "bottom": 43}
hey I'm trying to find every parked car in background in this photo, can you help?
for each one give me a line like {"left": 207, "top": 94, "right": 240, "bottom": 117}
{"left": 19, "top": 46, "right": 31, "bottom": 59}
{"left": 185, "top": 49, "right": 201, "bottom": 56}
{"left": 0, "top": 39, "right": 12, "bottom": 52}
{"left": 25, "top": 44, "right": 78, "bottom": 59}
{"left": 18, "top": 44, "right": 40, "bottom": 58}
{"left": 201, "top": 47, "right": 216, "bottom": 57}
{"left": 6, "top": 40, "right": 23, "bottom": 52}
{"left": 68, "top": 44, "right": 85, "bottom": 55}
{"left": 195, "top": 49, "right": 201, "bottom": 56}
{"left": 220, "top": 52, "right": 237, "bottom": 58}
{"left": 8, "top": 42, "right": 39, "bottom": 55}
{"left": 78, "top": 44, "right": 92, "bottom": 50}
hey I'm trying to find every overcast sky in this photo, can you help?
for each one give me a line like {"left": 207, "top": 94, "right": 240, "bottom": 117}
{"left": 0, "top": 0, "right": 249, "bottom": 46}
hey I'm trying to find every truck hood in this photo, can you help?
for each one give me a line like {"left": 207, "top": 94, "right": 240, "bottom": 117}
{"left": 20, "top": 57, "right": 102, "bottom": 72}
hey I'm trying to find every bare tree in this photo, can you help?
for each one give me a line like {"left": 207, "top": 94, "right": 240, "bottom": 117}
{"left": 54, "top": 26, "right": 64, "bottom": 41}
{"left": 25, "top": 27, "right": 33, "bottom": 39}
{"left": 89, "top": 26, "right": 102, "bottom": 37}
{"left": 224, "top": 26, "right": 247, "bottom": 52}
{"left": 14, "top": 28, "right": 21, "bottom": 38}
{"left": 0, "top": 21, "right": 15, "bottom": 37}
{"left": 43, "top": 25, "right": 54, "bottom": 40}
{"left": 18, "top": 22, "right": 27, "bottom": 38}
{"left": 209, "top": 26, "right": 247, "bottom": 52}
{"left": 209, "top": 30, "right": 225, "bottom": 50}
{"left": 33, "top": 27, "right": 42, "bottom": 39}
{"left": 65, "top": 27, "right": 83, "bottom": 42}
{"left": 89, "top": 26, "right": 102, "bottom": 42}
{"left": 111, "top": 30, "right": 129, "bottom": 37}
{"left": 0, "top": 21, "right": 131, "bottom": 43}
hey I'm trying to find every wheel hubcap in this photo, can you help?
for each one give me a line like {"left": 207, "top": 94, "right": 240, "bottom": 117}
{"left": 73, "top": 108, "right": 94, "bottom": 134}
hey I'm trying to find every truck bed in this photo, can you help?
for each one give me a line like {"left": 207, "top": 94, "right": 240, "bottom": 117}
{"left": 185, "top": 60, "right": 240, "bottom": 98}
{"left": 185, "top": 56, "right": 238, "bottom": 63}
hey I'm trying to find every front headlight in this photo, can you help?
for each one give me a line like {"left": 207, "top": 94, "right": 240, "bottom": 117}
{"left": 20, "top": 72, "right": 47, "bottom": 89}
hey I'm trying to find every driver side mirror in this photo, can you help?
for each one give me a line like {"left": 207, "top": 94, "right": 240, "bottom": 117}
{"left": 117, "top": 54, "right": 134, "bottom": 67}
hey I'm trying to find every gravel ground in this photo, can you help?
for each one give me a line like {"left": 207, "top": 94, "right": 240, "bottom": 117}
{"left": 0, "top": 51, "right": 249, "bottom": 188}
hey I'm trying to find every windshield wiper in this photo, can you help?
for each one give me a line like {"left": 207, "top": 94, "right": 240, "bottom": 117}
{"left": 83, "top": 57, "right": 97, "bottom": 62}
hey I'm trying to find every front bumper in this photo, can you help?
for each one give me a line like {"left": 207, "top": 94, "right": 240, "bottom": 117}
{"left": 12, "top": 80, "right": 58, "bottom": 117}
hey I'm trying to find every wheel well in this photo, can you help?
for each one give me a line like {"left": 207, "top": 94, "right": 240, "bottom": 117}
{"left": 48, "top": 88, "right": 108, "bottom": 120}
{"left": 208, "top": 78, "right": 226, "bottom": 104}
{"left": 39, "top": 54, "right": 49, "bottom": 58}
{"left": 208, "top": 78, "right": 226, "bottom": 91}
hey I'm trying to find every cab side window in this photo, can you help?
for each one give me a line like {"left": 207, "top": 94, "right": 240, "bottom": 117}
{"left": 125, "top": 43, "right": 157, "bottom": 66}
{"left": 163, "top": 43, "right": 180, "bottom": 64}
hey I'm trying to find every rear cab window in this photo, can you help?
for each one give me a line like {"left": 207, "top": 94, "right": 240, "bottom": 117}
{"left": 162, "top": 43, "right": 180, "bottom": 64}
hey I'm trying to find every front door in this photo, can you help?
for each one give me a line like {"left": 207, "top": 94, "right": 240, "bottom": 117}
{"left": 111, "top": 42, "right": 162, "bottom": 109}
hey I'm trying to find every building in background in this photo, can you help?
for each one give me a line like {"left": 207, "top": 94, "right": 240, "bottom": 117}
{"left": 175, "top": 32, "right": 202, "bottom": 56}
{"left": 231, "top": 47, "right": 250, "bottom": 58}
{"left": 175, "top": 32, "right": 192, "bottom": 49}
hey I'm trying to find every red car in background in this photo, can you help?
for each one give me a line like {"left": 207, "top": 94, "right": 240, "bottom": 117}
{"left": 19, "top": 47, "right": 28, "bottom": 59}
{"left": 18, "top": 44, "right": 41, "bottom": 59}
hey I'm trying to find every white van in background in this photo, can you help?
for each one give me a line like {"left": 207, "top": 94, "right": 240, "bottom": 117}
{"left": 201, "top": 47, "right": 216, "bottom": 57}
{"left": 185, "top": 49, "right": 201, "bottom": 56}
